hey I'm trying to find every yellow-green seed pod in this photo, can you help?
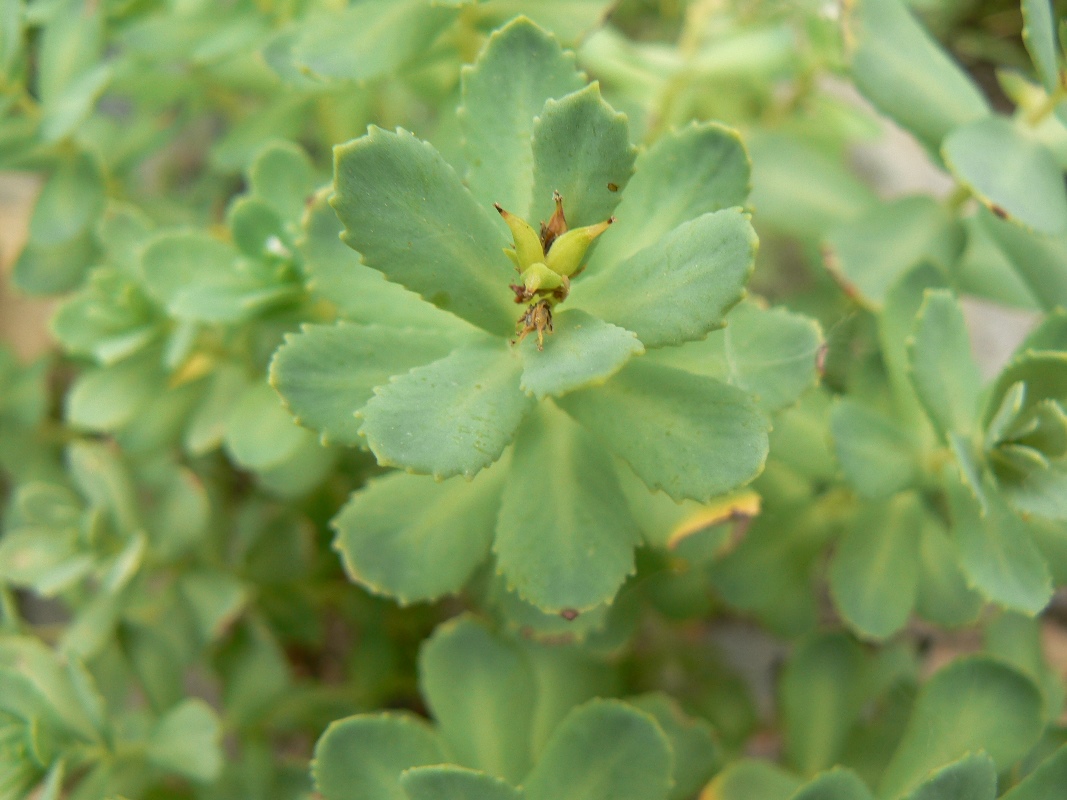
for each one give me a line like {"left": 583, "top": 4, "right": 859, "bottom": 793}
{"left": 520, "top": 262, "right": 564, "bottom": 295}
{"left": 545, "top": 218, "right": 613, "bottom": 277}
{"left": 495, "top": 204, "right": 544, "bottom": 269}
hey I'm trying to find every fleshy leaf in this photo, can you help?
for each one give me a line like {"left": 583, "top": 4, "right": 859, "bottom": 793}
{"left": 1021, "top": 0, "right": 1060, "bottom": 94}
{"left": 223, "top": 383, "right": 313, "bottom": 471}
{"left": 493, "top": 404, "right": 640, "bottom": 612}
{"left": 628, "top": 693, "right": 720, "bottom": 800}
{"left": 529, "top": 84, "right": 635, "bottom": 228}
{"left": 943, "top": 117, "right": 1067, "bottom": 236}
{"left": 400, "top": 766, "right": 523, "bottom": 800}
{"left": 460, "top": 17, "right": 584, "bottom": 219}
{"left": 901, "top": 754, "right": 996, "bottom": 800}
{"left": 830, "top": 399, "right": 918, "bottom": 498}
{"left": 302, "top": 191, "right": 476, "bottom": 330}
{"left": 824, "top": 196, "right": 963, "bottom": 307}
{"left": 291, "top": 1, "right": 459, "bottom": 81}
{"left": 141, "top": 232, "right": 295, "bottom": 323}
{"left": 722, "top": 303, "right": 821, "bottom": 413}
{"left": 145, "top": 699, "right": 223, "bottom": 784}
{"left": 557, "top": 360, "right": 769, "bottom": 503}
{"left": 248, "top": 140, "right": 316, "bottom": 223}
{"left": 419, "top": 616, "right": 536, "bottom": 784}
{"left": 570, "top": 209, "right": 757, "bottom": 348}
{"left": 333, "top": 465, "right": 505, "bottom": 604}
{"left": 703, "top": 760, "right": 802, "bottom": 800}
{"left": 1000, "top": 744, "right": 1067, "bottom": 800}
{"left": 584, "top": 122, "right": 750, "bottom": 274}
{"left": 828, "top": 493, "right": 922, "bottom": 640}
{"left": 523, "top": 700, "right": 671, "bottom": 800}
{"left": 313, "top": 713, "right": 447, "bottom": 800}
{"left": 914, "top": 516, "right": 984, "bottom": 627}
{"left": 877, "top": 657, "right": 1043, "bottom": 799}
{"left": 518, "top": 309, "right": 643, "bottom": 399}
{"left": 331, "top": 127, "right": 515, "bottom": 335}
{"left": 358, "top": 342, "right": 532, "bottom": 479}
{"left": 907, "top": 289, "right": 982, "bottom": 437}
{"left": 946, "top": 469, "right": 1052, "bottom": 614}
{"left": 270, "top": 323, "right": 460, "bottom": 446}
{"left": 846, "top": 0, "right": 989, "bottom": 148}
{"left": 779, "top": 634, "right": 868, "bottom": 776}
{"left": 979, "top": 209, "right": 1067, "bottom": 312}
{"left": 788, "top": 769, "right": 873, "bottom": 800}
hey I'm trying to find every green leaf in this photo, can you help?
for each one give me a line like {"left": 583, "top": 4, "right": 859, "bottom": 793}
{"left": 0, "top": 0, "right": 23, "bottom": 78}
{"left": 28, "top": 152, "right": 105, "bottom": 247}
{"left": 847, "top": 0, "right": 989, "bottom": 148}
{"left": 723, "top": 303, "right": 822, "bottom": 413}
{"left": 313, "top": 713, "right": 447, "bottom": 800}
{"left": 331, "top": 127, "right": 516, "bottom": 335}
{"left": 900, "top": 754, "right": 996, "bottom": 800}
{"left": 419, "top": 617, "right": 536, "bottom": 784}
{"left": 51, "top": 269, "right": 159, "bottom": 365}
{"left": 145, "top": 699, "right": 223, "bottom": 783}
{"left": 829, "top": 493, "right": 922, "bottom": 640}
{"left": 943, "top": 118, "right": 1067, "bottom": 236}
{"left": 1022, "top": 0, "right": 1060, "bottom": 94}
{"left": 830, "top": 399, "right": 918, "bottom": 498}
{"left": 824, "top": 196, "right": 964, "bottom": 307}
{"left": 907, "top": 289, "right": 982, "bottom": 437}
{"left": 493, "top": 404, "right": 640, "bottom": 612}
{"left": 358, "top": 342, "right": 532, "bottom": 479}
{"left": 65, "top": 356, "right": 157, "bottom": 433}
{"left": 270, "top": 323, "right": 458, "bottom": 446}
{"left": 141, "top": 232, "right": 295, "bottom": 323}
{"left": 979, "top": 209, "right": 1067, "bottom": 312}
{"left": 569, "top": 209, "right": 757, "bottom": 349}
{"left": 227, "top": 196, "right": 288, "bottom": 258}
{"left": 40, "top": 61, "right": 112, "bottom": 143}
{"left": 987, "top": 352, "right": 1067, "bottom": 426}
{"left": 332, "top": 465, "right": 504, "bottom": 604}
{"left": 12, "top": 231, "right": 98, "bottom": 296}
{"left": 473, "top": 1, "right": 613, "bottom": 43}
{"left": 628, "top": 693, "right": 719, "bottom": 800}
{"left": 36, "top": 0, "right": 102, "bottom": 105}
{"left": 704, "top": 760, "right": 802, "bottom": 800}
{"left": 529, "top": 84, "right": 635, "bottom": 228}
{"left": 518, "top": 309, "right": 643, "bottom": 399}
{"left": 747, "top": 132, "right": 876, "bottom": 237}
{"left": 178, "top": 570, "right": 247, "bottom": 644}
{"left": 301, "top": 190, "right": 478, "bottom": 330}
{"left": 584, "top": 122, "right": 750, "bottom": 275}
{"left": 986, "top": 611, "right": 1065, "bottom": 720}
{"left": 460, "top": 16, "right": 584, "bottom": 219}
{"left": 248, "top": 140, "right": 316, "bottom": 222}
{"left": 914, "top": 516, "right": 984, "bottom": 627}
{"left": 400, "top": 766, "right": 522, "bottom": 800}
{"left": 789, "top": 769, "right": 873, "bottom": 800}
{"left": 1000, "top": 744, "right": 1067, "bottom": 800}
{"left": 523, "top": 700, "right": 671, "bottom": 800}
{"left": 878, "top": 657, "right": 1043, "bottom": 799}
{"left": 224, "top": 382, "right": 313, "bottom": 471}
{"left": 946, "top": 470, "right": 1052, "bottom": 614}
{"left": 558, "top": 360, "right": 769, "bottom": 503}
{"left": 780, "top": 634, "right": 867, "bottom": 776}
{"left": 292, "top": 1, "right": 459, "bottom": 81}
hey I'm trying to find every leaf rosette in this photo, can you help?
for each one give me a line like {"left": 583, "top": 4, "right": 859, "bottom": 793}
{"left": 271, "top": 18, "right": 779, "bottom": 614}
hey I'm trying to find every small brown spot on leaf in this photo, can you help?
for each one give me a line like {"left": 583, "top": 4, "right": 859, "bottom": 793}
{"left": 991, "top": 205, "right": 1008, "bottom": 219}
{"left": 607, "top": 182, "right": 618, "bottom": 192}
{"left": 560, "top": 608, "right": 579, "bottom": 621}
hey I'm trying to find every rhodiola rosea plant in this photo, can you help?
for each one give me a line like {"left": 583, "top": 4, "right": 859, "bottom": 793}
{"left": 3, "top": 1, "right": 1067, "bottom": 800}
{"left": 270, "top": 17, "right": 817, "bottom": 617}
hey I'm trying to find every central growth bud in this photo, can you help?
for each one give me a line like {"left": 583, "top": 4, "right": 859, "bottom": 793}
{"left": 495, "top": 191, "right": 613, "bottom": 350}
